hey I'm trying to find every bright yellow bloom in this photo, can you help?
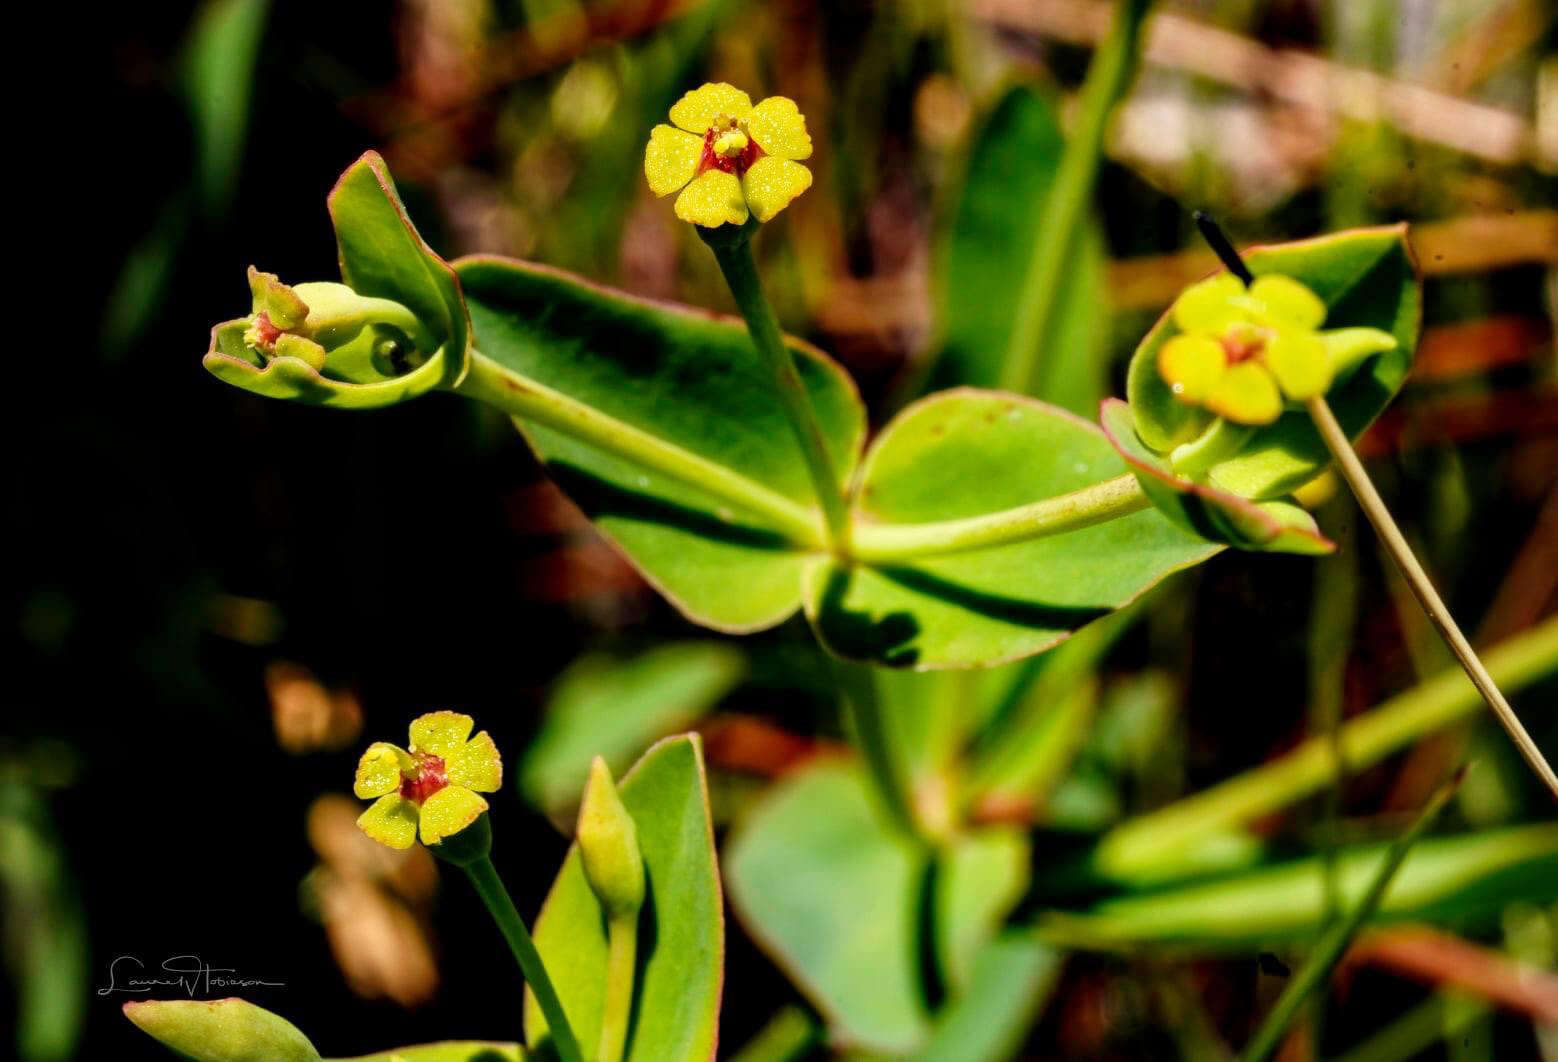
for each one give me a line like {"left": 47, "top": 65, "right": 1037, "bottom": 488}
{"left": 644, "top": 83, "right": 813, "bottom": 227}
{"left": 1157, "top": 273, "right": 1394, "bottom": 425}
{"left": 353, "top": 711, "right": 503, "bottom": 849}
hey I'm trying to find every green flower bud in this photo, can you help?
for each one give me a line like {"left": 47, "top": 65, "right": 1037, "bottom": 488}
{"left": 576, "top": 757, "right": 645, "bottom": 918}
{"left": 122, "top": 998, "right": 321, "bottom": 1062}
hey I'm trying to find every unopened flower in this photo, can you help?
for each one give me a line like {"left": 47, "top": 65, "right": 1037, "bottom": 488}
{"left": 354, "top": 712, "right": 503, "bottom": 849}
{"left": 1158, "top": 273, "right": 1395, "bottom": 425}
{"left": 644, "top": 83, "right": 813, "bottom": 227}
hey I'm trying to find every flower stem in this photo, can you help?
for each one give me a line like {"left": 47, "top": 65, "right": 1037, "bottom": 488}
{"left": 998, "top": 0, "right": 1152, "bottom": 394}
{"left": 463, "top": 857, "right": 584, "bottom": 1062}
{"left": 597, "top": 913, "right": 638, "bottom": 1062}
{"left": 837, "top": 661, "right": 922, "bottom": 839}
{"left": 850, "top": 473, "right": 1148, "bottom": 563}
{"left": 708, "top": 237, "right": 853, "bottom": 554}
{"left": 1305, "top": 394, "right": 1558, "bottom": 800}
{"left": 455, "top": 347, "right": 825, "bottom": 549}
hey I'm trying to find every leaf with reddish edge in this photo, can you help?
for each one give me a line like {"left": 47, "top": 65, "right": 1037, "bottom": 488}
{"left": 523, "top": 735, "right": 723, "bottom": 1062}
{"left": 1101, "top": 399, "right": 1335, "bottom": 556}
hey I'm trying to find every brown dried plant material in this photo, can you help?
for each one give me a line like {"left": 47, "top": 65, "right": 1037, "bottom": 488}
{"left": 266, "top": 662, "right": 363, "bottom": 755}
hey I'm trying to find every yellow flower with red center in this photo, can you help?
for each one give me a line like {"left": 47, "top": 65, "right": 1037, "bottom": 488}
{"left": 644, "top": 83, "right": 813, "bottom": 227}
{"left": 1157, "top": 272, "right": 1394, "bottom": 425}
{"left": 353, "top": 711, "right": 503, "bottom": 849}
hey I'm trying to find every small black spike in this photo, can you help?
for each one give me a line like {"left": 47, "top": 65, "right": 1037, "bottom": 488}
{"left": 1193, "top": 210, "right": 1253, "bottom": 284}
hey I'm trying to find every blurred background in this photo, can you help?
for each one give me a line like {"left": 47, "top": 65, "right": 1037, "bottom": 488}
{"left": 6, "top": 0, "right": 1556, "bottom": 1058}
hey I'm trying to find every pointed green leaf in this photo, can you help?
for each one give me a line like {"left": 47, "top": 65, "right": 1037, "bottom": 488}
{"left": 122, "top": 999, "right": 320, "bottom": 1062}
{"left": 805, "top": 390, "right": 1218, "bottom": 668}
{"left": 523, "top": 735, "right": 722, "bottom": 1062}
{"left": 520, "top": 643, "right": 745, "bottom": 820}
{"left": 933, "top": 84, "right": 1109, "bottom": 413}
{"left": 331, "top": 1043, "right": 523, "bottom": 1061}
{"left": 1041, "top": 824, "right": 1558, "bottom": 951}
{"left": 724, "top": 761, "right": 929, "bottom": 1053}
{"left": 936, "top": 828, "right": 1030, "bottom": 992}
{"left": 455, "top": 256, "right": 865, "bottom": 633}
{"left": 1126, "top": 226, "right": 1419, "bottom": 496}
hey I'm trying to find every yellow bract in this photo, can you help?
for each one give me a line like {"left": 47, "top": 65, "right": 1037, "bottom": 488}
{"left": 644, "top": 83, "right": 814, "bottom": 227}
{"left": 353, "top": 712, "right": 504, "bottom": 850}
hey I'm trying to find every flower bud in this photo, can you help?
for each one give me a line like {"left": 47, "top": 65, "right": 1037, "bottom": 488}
{"left": 576, "top": 757, "right": 644, "bottom": 918}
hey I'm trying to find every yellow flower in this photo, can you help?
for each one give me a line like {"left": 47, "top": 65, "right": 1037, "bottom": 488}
{"left": 353, "top": 711, "right": 503, "bottom": 849}
{"left": 1157, "top": 273, "right": 1393, "bottom": 426}
{"left": 644, "top": 82, "right": 813, "bottom": 227}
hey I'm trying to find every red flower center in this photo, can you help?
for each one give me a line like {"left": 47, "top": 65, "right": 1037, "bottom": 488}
{"left": 251, "top": 312, "right": 284, "bottom": 351}
{"left": 698, "top": 119, "right": 764, "bottom": 177}
{"left": 1220, "top": 328, "right": 1266, "bottom": 365}
{"left": 399, "top": 752, "right": 449, "bottom": 805}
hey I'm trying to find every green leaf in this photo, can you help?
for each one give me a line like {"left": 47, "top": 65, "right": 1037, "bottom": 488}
{"left": 935, "top": 828, "right": 1030, "bottom": 992}
{"left": 804, "top": 390, "right": 1218, "bottom": 668}
{"left": 933, "top": 84, "right": 1109, "bottom": 413}
{"left": 520, "top": 643, "right": 745, "bottom": 820}
{"left": 1126, "top": 226, "right": 1419, "bottom": 497}
{"left": 181, "top": 0, "right": 270, "bottom": 215}
{"left": 122, "top": 999, "right": 320, "bottom": 1062}
{"left": 331, "top": 1043, "right": 523, "bottom": 1062}
{"left": 524, "top": 735, "right": 722, "bottom": 1061}
{"left": 455, "top": 256, "right": 866, "bottom": 633}
{"left": 1100, "top": 399, "right": 1335, "bottom": 555}
{"left": 724, "top": 761, "right": 929, "bottom": 1053}
{"left": 1041, "top": 824, "right": 1558, "bottom": 951}
{"left": 912, "top": 933, "right": 1064, "bottom": 1062}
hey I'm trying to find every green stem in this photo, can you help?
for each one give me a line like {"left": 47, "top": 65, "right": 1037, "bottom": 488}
{"left": 1238, "top": 770, "right": 1462, "bottom": 1062}
{"left": 463, "top": 857, "right": 584, "bottom": 1062}
{"left": 454, "top": 348, "right": 825, "bottom": 549}
{"left": 998, "top": 0, "right": 1152, "bottom": 394}
{"left": 708, "top": 237, "right": 853, "bottom": 553}
{"left": 838, "top": 661, "right": 922, "bottom": 839}
{"left": 851, "top": 473, "right": 1147, "bottom": 563}
{"left": 1093, "top": 616, "right": 1558, "bottom": 878}
{"left": 597, "top": 913, "right": 638, "bottom": 1062}
{"left": 1305, "top": 395, "right": 1558, "bottom": 800}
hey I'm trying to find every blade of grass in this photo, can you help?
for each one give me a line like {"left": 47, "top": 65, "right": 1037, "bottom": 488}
{"left": 1093, "top": 617, "right": 1558, "bottom": 878}
{"left": 1238, "top": 768, "right": 1464, "bottom": 1062}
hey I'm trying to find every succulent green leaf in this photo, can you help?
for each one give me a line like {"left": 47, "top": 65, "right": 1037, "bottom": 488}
{"left": 933, "top": 84, "right": 1109, "bottom": 413}
{"left": 1126, "top": 225, "right": 1419, "bottom": 496}
{"left": 1100, "top": 399, "right": 1335, "bottom": 555}
{"left": 1040, "top": 824, "right": 1558, "bottom": 951}
{"left": 935, "top": 828, "right": 1031, "bottom": 992}
{"left": 455, "top": 256, "right": 866, "bottom": 633}
{"left": 331, "top": 1043, "right": 523, "bottom": 1061}
{"left": 724, "top": 760, "right": 929, "bottom": 1053}
{"left": 804, "top": 390, "right": 1218, "bottom": 668}
{"left": 328, "top": 152, "right": 470, "bottom": 388}
{"left": 524, "top": 735, "right": 722, "bottom": 1061}
{"left": 520, "top": 643, "right": 744, "bottom": 820}
{"left": 912, "top": 933, "right": 1064, "bottom": 1062}
{"left": 122, "top": 998, "right": 321, "bottom": 1062}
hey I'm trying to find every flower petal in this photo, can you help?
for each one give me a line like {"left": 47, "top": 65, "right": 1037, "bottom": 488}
{"left": 1158, "top": 334, "right": 1228, "bottom": 403}
{"left": 1172, "top": 273, "right": 1246, "bottom": 335}
{"left": 418, "top": 786, "right": 488, "bottom": 845}
{"left": 746, "top": 96, "right": 812, "bottom": 160}
{"left": 668, "top": 82, "right": 751, "bottom": 133}
{"left": 354, "top": 742, "right": 413, "bottom": 799}
{"left": 357, "top": 794, "right": 419, "bottom": 850}
{"left": 409, "top": 711, "right": 473, "bottom": 759}
{"left": 448, "top": 731, "right": 503, "bottom": 793}
{"left": 675, "top": 170, "right": 749, "bottom": 227}
{"left": 1249, "top": 274, "right": 1326, "bottom": 331}
{"left": 644, "top": 124, "right": 702, "bottom": 197}
{"left": 741, "top": 157, "right": 812, "bottom": 223}
{"left": 1264, "top": 332, "right": 1330, "bottom": 399}
{"left": 1206, "top": 363, "right": 1283, "bottom": 425}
